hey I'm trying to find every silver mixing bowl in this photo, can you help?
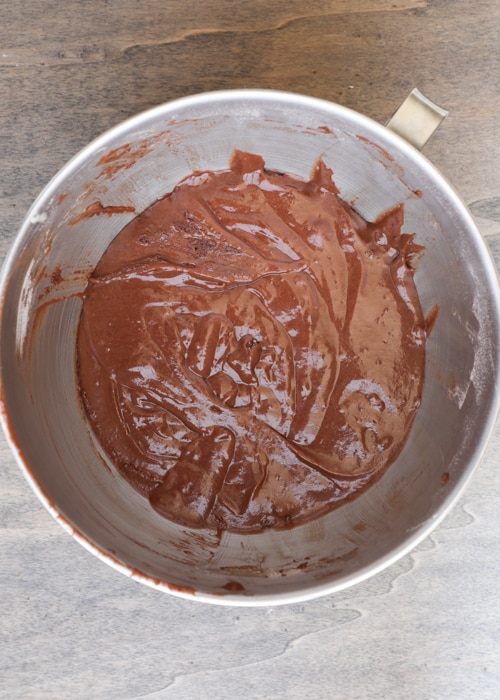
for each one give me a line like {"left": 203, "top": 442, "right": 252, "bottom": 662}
{"left": 1, "top": 90, "right": 499, "bottom": 605}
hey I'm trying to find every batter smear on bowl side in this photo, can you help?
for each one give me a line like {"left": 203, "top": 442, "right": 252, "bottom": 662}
{"left": 77, "top": 151, "right": 426, "bottom": 533}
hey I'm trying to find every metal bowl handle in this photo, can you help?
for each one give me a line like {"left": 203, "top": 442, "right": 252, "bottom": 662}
{"left": 386, "top": 88, "right": 448, "bottom": 150}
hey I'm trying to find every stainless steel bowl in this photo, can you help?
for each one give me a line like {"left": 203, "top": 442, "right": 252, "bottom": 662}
{"left": 1, "top": 90, "right": 499, "bottom": 605}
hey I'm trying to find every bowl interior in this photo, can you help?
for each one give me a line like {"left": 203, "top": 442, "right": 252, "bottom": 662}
{"left": 1, "top": 91, "right": 499, "bottom": 605}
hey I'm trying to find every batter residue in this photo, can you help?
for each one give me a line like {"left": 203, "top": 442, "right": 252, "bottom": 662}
{"left": 77, "top": 151, "right": 426, "bottom": 532}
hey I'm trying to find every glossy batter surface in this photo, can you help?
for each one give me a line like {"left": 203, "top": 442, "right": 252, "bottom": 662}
{"left": 77, "top": 151, "right": 426, "bottom": 532}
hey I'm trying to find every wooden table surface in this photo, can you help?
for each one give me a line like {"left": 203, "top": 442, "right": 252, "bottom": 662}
{"left": 1, "top": 2, "right": 499, "bottom": 698}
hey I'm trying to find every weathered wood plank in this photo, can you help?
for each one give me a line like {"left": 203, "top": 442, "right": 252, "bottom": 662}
{"left": 0, "top": 1, "right": 428, "bottom": 65}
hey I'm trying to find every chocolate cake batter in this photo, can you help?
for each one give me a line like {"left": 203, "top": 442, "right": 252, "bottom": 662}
{"left": 77, "top": 151, "right": 426, "bottom": 532}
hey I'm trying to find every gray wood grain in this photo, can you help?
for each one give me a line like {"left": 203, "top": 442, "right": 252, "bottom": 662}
{"left": 1, "top": 1, "right": 499, "bottom": 698}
